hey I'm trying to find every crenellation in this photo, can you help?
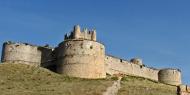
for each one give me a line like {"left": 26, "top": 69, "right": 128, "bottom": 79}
{"left": 91, "top": 30, "right": 97, "bottom": 41}
{"left": 64, "top": 34, "right": 67, "bottom": 40}
{"left": 73, "top": 25, "right": 81, "bottom": 39}
{"left": 84, "top": 28, "right": 88, "bottom": 39}
{"left": 4, "top": 41, "right": 37, "bottom": 47}
{"left": 64, "top": 25, "right": 97, "bottom": 41}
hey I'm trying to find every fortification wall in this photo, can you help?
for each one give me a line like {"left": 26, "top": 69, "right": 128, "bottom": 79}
{"left": 56, "top": 39, "right": 106, "bottom": 79}
{"left": 1, "top": 42, "right": 54, "bottom": 66}
{"left": 158, "top": 69, "right": 182, "bottom": 86}
{"left": 105, "top": 55, "right": 159, "bottom": 81}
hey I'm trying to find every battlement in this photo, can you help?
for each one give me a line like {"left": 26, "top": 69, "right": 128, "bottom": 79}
{"left": 3, "top": 41, "right": 54, "bottom": 50}
{"left": 64, "top": 25, "right": 97, "bottom": 41}
{"left": 3, "top": 41, "right": 38, "bottom": 47}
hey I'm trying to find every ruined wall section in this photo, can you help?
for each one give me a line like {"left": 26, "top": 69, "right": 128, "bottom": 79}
{"left": 39, "top": 46, "right": 54, "bottom": 67}
{"left": 56, "top": 39, "right": 106, "bottom": 79}
{"left": 41, "top": 46, "right": 59, "bottom": 72}
{"left": 1, "top": 42, "right": 54, "bottom": 66}
{"left": 105, "top": 55, "right": 159, "bottom": 81}
{"left": 158, "top": 69, "right": 182, "bottom": 86}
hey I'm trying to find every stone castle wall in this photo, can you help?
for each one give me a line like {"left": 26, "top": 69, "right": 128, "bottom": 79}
{"left": 0, "top": 25, "right": 183, "bottom": 86}
{"left": 1, "top": 41, "right": 182, "bottom": 83}
{"left": 105, "top": 55, "right": 159, "bottom": 81}
{"left": 56, "top": 39, "right": 106, "bottom": 78}
{"left": 1, "top": 41, "right": 53, "bottom": 66}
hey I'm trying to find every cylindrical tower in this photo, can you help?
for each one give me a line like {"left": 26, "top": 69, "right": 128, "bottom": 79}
{"left": 56, "top": 39, "right": 106, "bottom": 79}
{"left": 1, "top": 42, "right": 42, "bottom": 66}
{"left": 158, "top": 68, "right": 182, "bottom": 86}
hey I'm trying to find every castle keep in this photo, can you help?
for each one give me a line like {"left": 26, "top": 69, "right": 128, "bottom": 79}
{"left": 56, "top": 25, "right": 106, "bottom": 78}
{"left": 1, "top": 25, "right": 188, "bottom": 92}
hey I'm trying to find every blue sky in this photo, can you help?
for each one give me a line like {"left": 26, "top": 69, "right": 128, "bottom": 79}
{"left": 0, "top": 0, "right": 189, "bottom": 85}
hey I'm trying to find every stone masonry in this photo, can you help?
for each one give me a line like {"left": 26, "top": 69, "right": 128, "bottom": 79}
{"left": 1, "top": 25, "right": 185, "bottom": 87}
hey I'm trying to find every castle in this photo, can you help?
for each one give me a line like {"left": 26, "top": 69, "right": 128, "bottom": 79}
{"left": 1, "top": 25, "right": 189, "bottom": 94}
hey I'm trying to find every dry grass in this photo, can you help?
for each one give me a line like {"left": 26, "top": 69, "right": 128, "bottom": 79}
{"left": 0, "top": 63, "right": 178, "bottom": 95}
{"left": 0, "top": 63, "right": 113, "bottom": 95}
{"left": 118, "top": 76, "right": 178, "bottom": 95}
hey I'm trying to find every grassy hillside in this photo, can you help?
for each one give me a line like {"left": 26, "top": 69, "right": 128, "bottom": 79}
{"left": 0, "top": 63, "right": 113, "bottom": 95}
{"left": 0, "top": 63, "right": 178, "bottom": 95}
{"left": 118, "top": 76, "right": 178, "bottom": 95}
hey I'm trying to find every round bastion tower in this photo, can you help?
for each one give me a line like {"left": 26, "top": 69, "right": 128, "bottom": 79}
{"left": 56, "top": 25, "right": 106, "bottom": 79}
{"left": 1, "top": 41, "right": 53, "bottom": 66}
{"left": 158, "top": 68, "right": 182, "bottom": 86}
{"left": 1, "top": 42, "right": 42, "bottom": 66}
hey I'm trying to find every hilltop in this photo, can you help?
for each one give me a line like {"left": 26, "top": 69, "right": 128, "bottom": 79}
{"left": 0, "top": 63, "right": 178, "bottom": 95}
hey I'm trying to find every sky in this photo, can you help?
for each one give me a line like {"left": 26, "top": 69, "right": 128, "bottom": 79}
{"left": 0, "top": 0, "right": 189, "bottom": 85}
